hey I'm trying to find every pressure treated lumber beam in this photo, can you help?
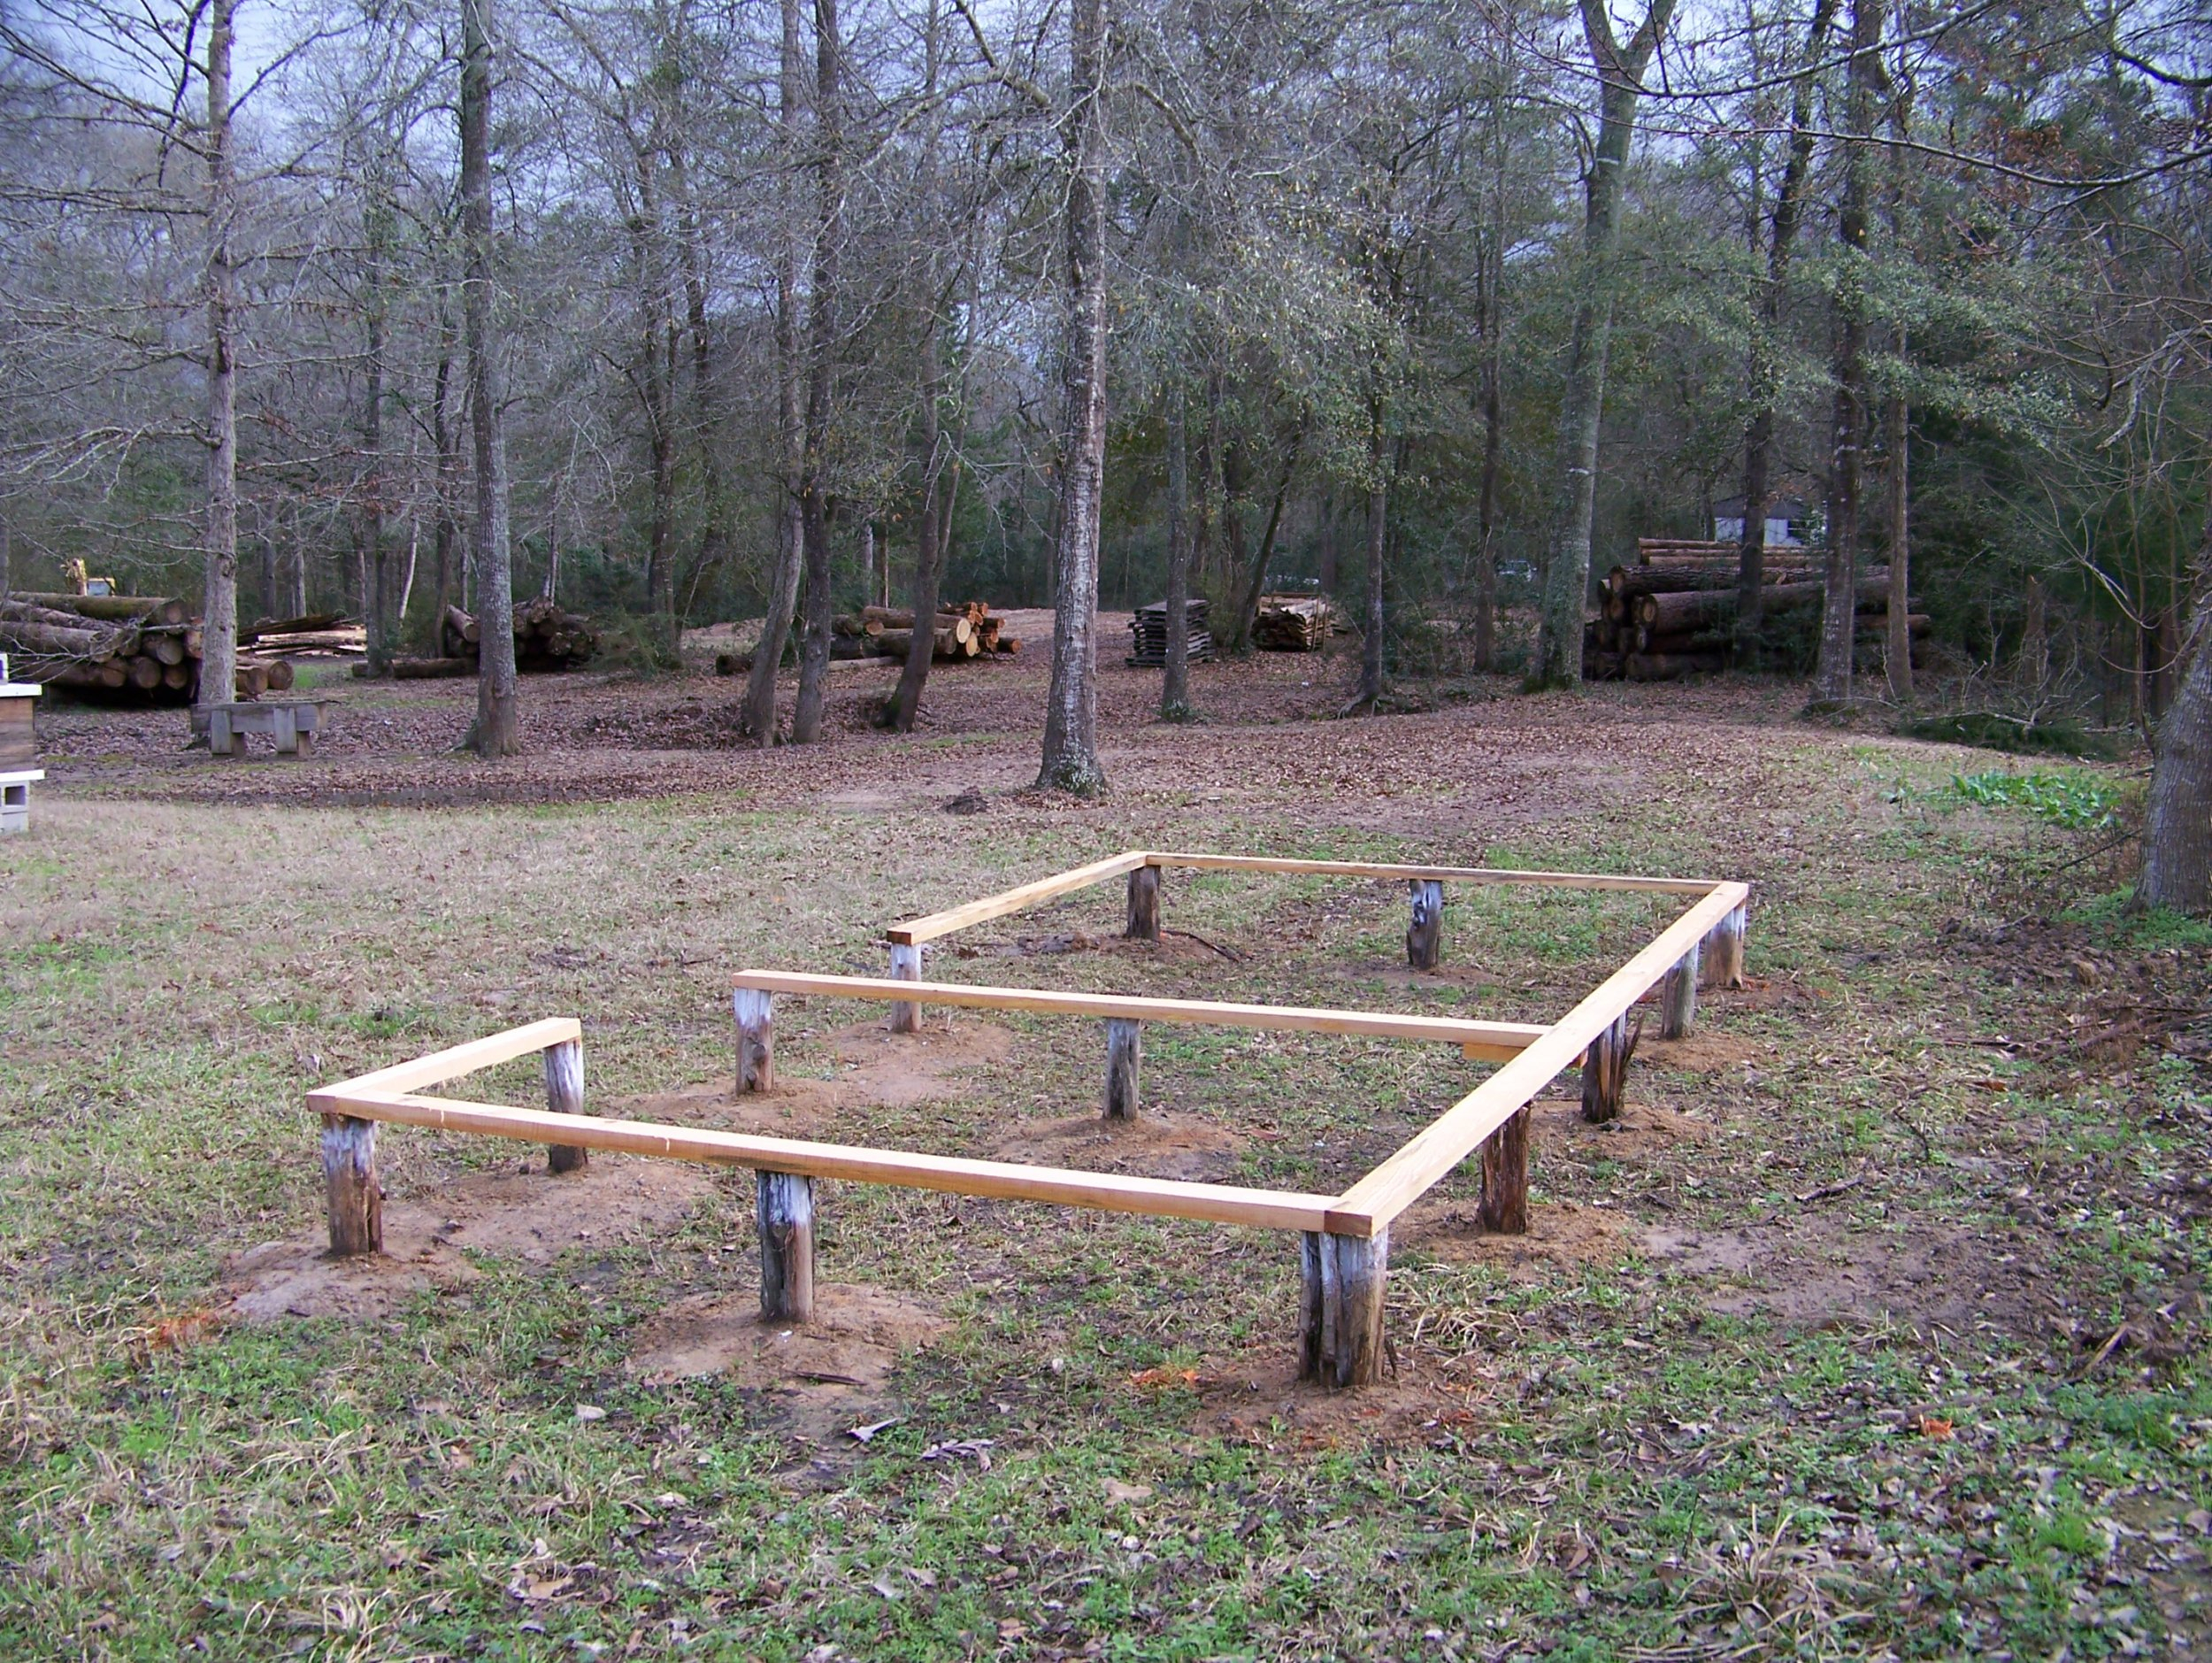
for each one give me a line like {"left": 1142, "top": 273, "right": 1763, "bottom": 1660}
{"left": 1329, "top": 882, "right": 1749, "bottom": 1234}
{"left": 731, "top": 970, "right": 1551, "bottom": 1059}
{"left": 321, "top": 1017, "right": 582, "bottom": 1101}
{"left": 305, "top": 1090, "right": 1344, "bottom": 1232}
{"left": 1146, "top": 852, "right": 1722, "bottom": 896}
{"left": 887, "top": 851, "right": 1152, "bottom": 943}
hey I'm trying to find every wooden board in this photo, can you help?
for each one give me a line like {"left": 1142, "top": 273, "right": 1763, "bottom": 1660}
{"left": 307, "top": 1089, "right": 1341, "bottom": 1232}
{"left": 1147, "top": 852, "right": 1720, "bottom": 896}
{"left": 732, "top": 970, "right": 1552, "bottom": 1059}
{"left": 319, "top": 1017, "right": 583, "bottom": 1101}
{"left": 1328, "top": 882, "right": 1748, "bottom": 1236}
{"left": 887, "top": 851, "right": 1152, "bottom": 944}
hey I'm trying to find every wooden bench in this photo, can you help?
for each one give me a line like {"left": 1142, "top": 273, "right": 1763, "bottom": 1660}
{"left": 208, "top": 700, "right": 322, "bottom": 758}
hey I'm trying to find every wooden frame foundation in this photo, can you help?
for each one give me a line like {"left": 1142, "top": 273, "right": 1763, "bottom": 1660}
{"left": 310, "top": 853, "right": 1748, "bottom": 1388}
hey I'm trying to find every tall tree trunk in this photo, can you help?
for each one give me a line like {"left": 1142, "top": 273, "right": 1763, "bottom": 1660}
{"left": 432, "top": 316, "right": 457, "bottom": 620}
{"left": 672, "top": 147, "right": 729, "bottom": 592}
{"left": 1474, "top": 343, "right": 1502, "bottom": 671}
{"left": 1161, "top": 384, "right": 1192, "bottom": 716}
{"left": 632, "top": 160, "right": 678, "bottom": 654}
{"left": 1356, "top": 402, "right": 1387, "bottom": 706}
{"left": 1884, "top": 381, "right": 1911, "bottom": 699}
{"left": 362, "top": 187, "right": 393, "bottom": 675}
{"left": 1814, "top": 0, "right": 1883, "bottom": 705}
{"left": 460, "top": 0, "right": 518, "bottom": 756}
{"left": 1532, "top": 0, "right": 1677, "bottom": 688}
{"left": 194, "top": 0, "right": 238, "bottom": 735}
{"left": 789, "top": 0, "right": 842, "bottom": 746}
{"left": 1036, "top": 0, "right": 1110, "bottom": 795}
{"left": 2139, "top": 521, "right": 2212, "bottom": 912}
{"left": 743, "top": 0, "right": 810, "bottom": 744}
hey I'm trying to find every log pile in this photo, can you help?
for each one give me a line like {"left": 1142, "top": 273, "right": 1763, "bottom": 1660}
{"left": 717, "top": 601, "right": 1020, "bottom": 676}
{"left": 0, "top": 592, "right": 206, "bottom": 701}
{"left": 437, "top": 599, "right": 599, "bottom": 673}
{"left": 1252, "top": 595, "right": 1332, "bottom": 651}
{"left": 1584, "top": 542, "right": 1927, "bottom": 681}
{"left": 1127, "top": 597, "right": 1214, "bottom": 666}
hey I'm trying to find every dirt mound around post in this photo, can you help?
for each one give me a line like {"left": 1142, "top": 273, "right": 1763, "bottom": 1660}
{"left": 1640, "top": 1031, "right": 1764, "bottom": 1072}
{"left": 1398, "top": 1198, "right": 1632, "bottom": 1269}
{"left": 991, "top": 1110, "right": 1248, "bottom": 1183}
{"left": 221, "top": 1157, "right": 718, "bottom": 1322}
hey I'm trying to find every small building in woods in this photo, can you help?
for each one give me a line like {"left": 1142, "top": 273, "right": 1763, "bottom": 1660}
{"left": 1711, "top": 497, "right": 1809, "bottom": 548}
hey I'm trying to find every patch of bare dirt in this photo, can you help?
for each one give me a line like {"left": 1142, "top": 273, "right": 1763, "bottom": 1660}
{"left": 222, "top": 1157, "right": 715, "bottom": 1322}
{"left": 1399, "top": 1198, "right": 1630, "bottom": 1269}
{"left": 619, "top": 1080, "right": 845, "bottom": 1138}
{"left": 822, "top": 1019, "right": 1013, "bottom": 1106}
{"left": 626, "top": 1283, "right": 948, "bottom": 1463}
{"left": 991, "top": 1111, "right": 1247, "bottom": 1183}
{"left": 1641, "top": 1031, "right": 1764, "bottom": 1072}
{"left": 1191, "top": 1358, "right": 1493, "bottom": 1451}
{"left": 1532, "top": 1094, "right": 1714, "bottom": 1158}
{"left": 1640, "top": 1213, "right": 2056, "bottom": 1335}
{"left": 1333, "top": 960, "right": 1505, "bottom": 994}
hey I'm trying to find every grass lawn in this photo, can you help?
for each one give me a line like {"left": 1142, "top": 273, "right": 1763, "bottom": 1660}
{"left": 2, "top": 662, "right": 2204, "bottom": 1659}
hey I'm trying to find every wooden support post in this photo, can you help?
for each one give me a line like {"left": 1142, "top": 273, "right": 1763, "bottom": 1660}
{"left": 321, "top": 1114, "right": 383, "bottom": 1256}
{"left": 541, "top": 1036, "right": 588, "bottom": 1174}
{"left": 756, "top": 1169, "right": 816, "bottom": 1321}
{"left": 887, "top": 943, "right": 921, "bottom": 1034}
{"left": 1659, "top": 942, "right": 1699, "bottom": 1040}
{"left": 1699, "top": 904, "right": 1746, "bottom": 990}
{"left": 1298, "top": 1228, "right": 1390, "bottom": 1388}
{"left": 1125, "top": 865, "right": 1160, "bottom": 942}
{"left": 1104, "top": 1019, "right": 1141, "bottom": 1120}
{"left": 733, "top": 988, "right": 775, "bottom": 1094}
{"left": 1580, "top": 1012, "right": 1635, "bottom": 1125}
{"left": 1479, "top": 1107, "right": 1530, "bottom": 1234}
{"left": 1406, "top": 879, "right": 1443, "bottom": 972}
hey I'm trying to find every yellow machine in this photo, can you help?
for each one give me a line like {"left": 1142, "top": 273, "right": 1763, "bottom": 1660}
{"left": 63, "top": 558, "right": 116, "bottom": 597}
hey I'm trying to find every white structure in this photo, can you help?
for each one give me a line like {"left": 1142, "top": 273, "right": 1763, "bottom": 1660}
{"left": 0, "top": 655, "right": 40, "bottom": 834}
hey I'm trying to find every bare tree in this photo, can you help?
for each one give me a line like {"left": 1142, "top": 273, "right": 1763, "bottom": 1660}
{"left": 461, "top": 0, "right": 518, "bottom": 755}
{"left": 1037, "top": 0, "right": 1110, "bottom": 795}
{"left": 195, "top": 0, "right": 240, "bottom": 733}
{"left": 1532, "top": 0, "right": 1678, "bottom": 689}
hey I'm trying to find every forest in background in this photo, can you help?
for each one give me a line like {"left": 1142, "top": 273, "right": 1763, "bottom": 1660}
{"left": 0, "top": 0, "right": 2203, "bottom": 725}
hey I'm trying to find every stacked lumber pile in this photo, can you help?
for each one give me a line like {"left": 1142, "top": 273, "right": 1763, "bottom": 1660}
{"left": 0, "top": 592, "right": 210, "bottom": 701}
{"left": 1252, "top": 595, "right": 1332, "bottom": 651}
{"left": 1126, "top": 597, "right": 1214, "bottom": 666}
{"left": 415, "top": 599, "right": 598, "bottom": 676}
{"left": 716, "top": 601, "right": 1020, "bottom": 676}
{"left": 1585, "top": 540, "right": 1927, "bottom": 681}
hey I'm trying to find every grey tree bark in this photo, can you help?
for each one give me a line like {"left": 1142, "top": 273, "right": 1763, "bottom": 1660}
{"left": 193, "top": 0, "right": 238, "bottom": 734}
{"left": 1531, "top": 0, "right": 1677, "bottom": 689}
{"left": 1814, "top": 0, "right": 1884, "bottom": 706}
{"left": 1037, "top": 0, "right": 1110, "bottom": 795}
{"left": 743, "top": 0, "right": 810, "bottom": 745}
{"left": 361, "top": 181, "right": 394, "bottom": 676}
{"left": 1161, "top": 383, "right": 1192, "bottom": 717}
{"left": 461, "top": 0, "right": 518, "bottom": 756}
{"left": 789, "top": 0, "right": 842, "bottom": 747}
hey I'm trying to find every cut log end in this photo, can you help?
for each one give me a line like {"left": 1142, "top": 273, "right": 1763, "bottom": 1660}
{"left": 1660, "top": 943, "right": 1700, "bottom": 1040}
{"left": 1580, "top": 1012, "right": 1636, "bottom": 1125}
{"left": 542, "top": 1037, "right": 588, "bottom": 1174}
{"left": 1479, "top": 1106, "right": 1531, "bottom": 1235}
{"left": 1104, "top": 1019, "right": 1141, "bottom": 1121}
{"left": 1125, "top": 866, "right": 1160, "bottom": 942}
{"left": 1406, "top": 879, "right": 1443, "bottom": 971}
{"left": 887, "top": 943, "right": 922, "bottom": 1034}
{"left": 321, "top": 1113, "right": 384, "bottom": 1256}
{"left": 734, "top": 988, "right": 775, "bottom": 1094}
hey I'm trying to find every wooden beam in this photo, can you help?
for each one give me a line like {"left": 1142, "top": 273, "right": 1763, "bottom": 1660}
{"left": 731, "top": 970, "right": 1551, "bottom": 1059}
{"left": 887, "top": 850, "right": 1152, "bottom": 944}
{"left": 307, "top": 1089, "right": 1344, "bottom": 1233}
{"left": 321, "top": 1017, "right": 583, "bottom": 1101}
{"left": 1329, "top": 882, "right": 1749, "bottom": 1234}
{"left": 1147, "top": 851, "right": 1724, "bottom": 896}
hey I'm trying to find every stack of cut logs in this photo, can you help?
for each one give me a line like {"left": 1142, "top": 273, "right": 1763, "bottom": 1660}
{"left": 1252, "top": 595, "right": 1331, "bottom": 652}
{"left": 718, "top": 601, "right": 1018, "bottom": 675}
{"left": 380, "top": 599, "right": 599, "bottom": 678}
{"left": 1127, "top": 597, "right": 1214, "bottom": 666}
{"left": 1585, "top": 539, "right": 1928, "bottom": 681}
{"left": 0, "top": 592, "right": 214, "bottom": 702}
{"left": 839, "top": 600, "right": 1018, "bottom": 662}
{"left": 236, "top": 612, "right": 352, "bottom": 696}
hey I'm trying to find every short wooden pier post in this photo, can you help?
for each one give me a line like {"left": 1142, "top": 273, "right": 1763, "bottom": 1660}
{"left": 322, "top": 1114, "right": 383, "bottom": 1256}
{"left": 733, "top": 989, "right": 775, "bottom": 1094}
{"left": 1104, "top": 1019, "right": 1141, "bottom": 1120}
{"left": 1699, "top": 904, "right": 1746, "bottom": 990}
{"left": 756, "top": 1170, "right": 816, "bottom": 1321}
{"left": 1659, "top": 942, "right": 1699, "bottom": 1040}
{"left": 1298, "top": 1228, "right": 1390, "bottom": 1388}
{"left": 1479, "top": 1106, "right": 1531, "bottom": 1234}
{"left": 1125, "top": 865, "right": 1160, "bottom": 942}
{"left": 1405, "top": 879, "right": 1443, "bottom": 971}
{"left": 542, "top": 1036, "right": 588, "bottom": 1174}
{"left": 887, "top": 942, "right": 922, "bottom": 1034}
{"left": 1581, "top": 1012, "right": 1635, "bottom": 1124}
